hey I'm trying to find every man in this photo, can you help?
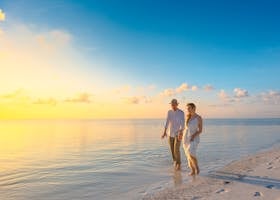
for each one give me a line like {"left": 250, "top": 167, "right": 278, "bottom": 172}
{"left": 161, "top": 99, "right": 185, "bottom": 170}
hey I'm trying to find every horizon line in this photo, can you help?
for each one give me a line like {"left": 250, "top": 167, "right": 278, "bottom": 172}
{"left": 0, "top": 117, "right": 280, "bottom": 121}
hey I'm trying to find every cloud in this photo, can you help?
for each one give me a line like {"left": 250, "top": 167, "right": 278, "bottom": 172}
{"left": 208, "top": 103, "right": 231, "bottom": 107}
{"left": 234, "top": 88, "right": 249, "bottom": 98}
{"left": 33, "top": 98, "right": 57, "bottom": 106}
{"left": 126, "top": 97, "right": 141, "bottom": 104}
{"left": 218, "top": 89, "right": 229, "bottom": 100}
{"left": 260, "top": 90, "right": 280, "bottom": 104}
{"left": 114, "top": 85, "right": 131, "bottom": 94}
{"left": 160, "top": 88, "right": 176, "bottom": 97}
{"left": 1, "top": 89, "right": 25, "bottom": 99}
{"left": 0, "top": 89, "right": 57, "bottom": 106}
{"left": 148, "top": 84, "right": 156, "bottom": 90}
{"left": 65, "top": 93, "right": 92, "bottom": 103}
{"left": 218, "top": 89, "right": 236, "bottom": 102}
{"left": 218, "top": 88, "right": 249, "bottom": 102}
{"left": 115, "top": 84, "right": 156, "bottom": 95}
{"left": 0, "top": 89, "right": 31, "bottom": 105}
{"left": 204, "top": 84, "right": 214, "bottom": 91}
{"left": 175, "top": 83, "right": 190, "bottom": 93}
{"left": 0, "top": 9, "right": 5, "bottom": 21}
{"left": 125, "top": 96, "right": 152, "bottom": 104}
{"left": 160, "top": 83, "right": 198, "bottom": 97}
{"left": 1, "top": 89, "right": 94, "bottom": 105}
{"left": 36, "top": 30, "right": 71, "bottom": 51}
{"left": 192, "top": 85, "right": 198, "bottom": 91}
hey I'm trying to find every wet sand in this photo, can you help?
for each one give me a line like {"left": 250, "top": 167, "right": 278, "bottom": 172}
{"left": 143, "top": 146, "right": 280, "bottom": 200}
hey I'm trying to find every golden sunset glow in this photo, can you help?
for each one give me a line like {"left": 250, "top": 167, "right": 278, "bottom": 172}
{"left": 0, "top": 2, "right": 280, "bottom": 200}
{"left": 0, "top": 6, "right": 279, "bottom": 120}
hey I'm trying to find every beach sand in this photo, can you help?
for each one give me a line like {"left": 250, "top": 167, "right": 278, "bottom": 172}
{"left": 143, "top": 147, "right": 280, "bottom": 200}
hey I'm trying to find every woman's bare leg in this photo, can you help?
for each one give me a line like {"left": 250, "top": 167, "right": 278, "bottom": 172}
{"left": 190, "top": 155, "right": 199, "bottom": 174}
{"left": 187, "top": 155, "right": 196, "bottom": 175}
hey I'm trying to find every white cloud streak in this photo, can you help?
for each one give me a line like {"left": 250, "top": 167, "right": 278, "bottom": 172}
{"left": 125, "top": 96, "right": 152, "bottom": 104}
{"left": 192, "top": 85, "right": 198, "bottom": 91}
{"left": 218, "top": 88, "right": 249, "bottom": 102}
{"left": 260, "top": 90, "right": 280, "bottom": 104}
{"left": 234, "top": 88, "right": 249, "bottom": 98}
{"left": 175, "top": 83, "right": 191, "bottom": 93}
{"left": 160, "top": 83, "right": 198, "bottom": 97}
{"left": 204, "top": 84, "right": 214, "bottom": 91}
{"left": 65, "top": 93, "right": 92, "bottom": 103}
{"left": 114, "top": 85, "right": 131, "bottom": 94}
{"left": 33, "top": 98, "right": 57, "bottom": 106}
{"left": 218, "top": 89, "right": 229, "bottom": 100}
{"left": 0, "top": 9, "right": 5, "bottom": 21}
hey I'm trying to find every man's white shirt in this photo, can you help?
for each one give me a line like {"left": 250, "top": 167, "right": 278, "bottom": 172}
{"left": 165, "top": 109, "right": 185, "bottom": 137}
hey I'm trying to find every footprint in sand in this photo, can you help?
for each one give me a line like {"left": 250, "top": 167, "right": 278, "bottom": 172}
{"left": 274, "top": 156, "right": 280, "bottom": 162}
{"left": 216, "top": 189, "right": 227, "bottom": 194}
{"left": 223, "top": 181, "right": 231, "bottom": 185}
{"left": 191, "top": 196, "right": 201, "bottom": 200}
{"left": 254, "top": 192, "right": 262, "bottom": 197}
{"left": 237, "top": 175, "right": 246, "bottom": 180}
{"left": 267, "top": 166, "right": 273, "bottom": 170}
{"left": 266, "top": 185, "right": 275, "bottom": 189}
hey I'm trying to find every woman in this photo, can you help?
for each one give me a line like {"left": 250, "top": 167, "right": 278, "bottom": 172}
{"left": 183, "top": 103, "right": 203, "bottom": 176}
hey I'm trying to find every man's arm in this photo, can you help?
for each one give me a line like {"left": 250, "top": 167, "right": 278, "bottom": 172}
{"left": 161, "top": 111, "right": 170, "bottom": 139}
{"left": 177, "top": 111, "right": 185, "bottom": 140}
{"left": 180, "top": 111, "right": 185, "bottom": 132}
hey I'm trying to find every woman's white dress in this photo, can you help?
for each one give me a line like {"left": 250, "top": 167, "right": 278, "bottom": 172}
{"left": 183, "top": 116, "right": 200, "bottom": 157}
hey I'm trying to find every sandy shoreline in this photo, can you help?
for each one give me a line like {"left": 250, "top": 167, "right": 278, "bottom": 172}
{"left": 143, "top": 146, "right": 280, "bottom": 200}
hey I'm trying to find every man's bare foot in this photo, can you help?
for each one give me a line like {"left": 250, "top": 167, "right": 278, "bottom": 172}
{"left": 196, "top": 167, "right": 200, "bottom": 175}
{"left": 188, "top": 171, "right": 195, "bottom": 176}
{"left": 175, "top": 164, "right": 181, "bottom": 171}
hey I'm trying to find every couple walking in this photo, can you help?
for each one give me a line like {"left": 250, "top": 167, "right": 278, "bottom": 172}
{"left": 161, "top": 99, "right": 203, "bottom": 175}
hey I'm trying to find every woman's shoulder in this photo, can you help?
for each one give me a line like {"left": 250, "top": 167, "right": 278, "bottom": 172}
{"left": 196, "top": 114, "right": 202, "bottom": 120}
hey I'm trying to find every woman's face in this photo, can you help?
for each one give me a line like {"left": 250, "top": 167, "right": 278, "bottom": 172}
{"left": 187, "top": 105, "right": 194, "bottom": 114}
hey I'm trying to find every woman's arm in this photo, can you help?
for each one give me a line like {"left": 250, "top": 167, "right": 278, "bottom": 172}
{"left": 190, "top": 116, "right": 203, "bottom": 141}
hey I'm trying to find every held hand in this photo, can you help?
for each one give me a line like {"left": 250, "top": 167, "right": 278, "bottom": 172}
{"left": 190, "top": 135, "right": 195, "bottom": 142}
{"left": 177, "top": 134, "right": 183, "bottom": 141}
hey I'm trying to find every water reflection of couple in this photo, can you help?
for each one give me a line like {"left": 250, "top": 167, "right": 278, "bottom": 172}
{"left": 161, "top": 99, "right": 203, "bottom": 176}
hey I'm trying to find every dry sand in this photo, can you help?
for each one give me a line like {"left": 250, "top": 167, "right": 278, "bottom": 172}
{"left": 143, "top": 147, "right": 280, "bottom": 200}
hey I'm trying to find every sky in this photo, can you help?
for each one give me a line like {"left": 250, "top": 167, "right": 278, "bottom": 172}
{"left": 0, "top": 0, "right": 279, "bottom": 119}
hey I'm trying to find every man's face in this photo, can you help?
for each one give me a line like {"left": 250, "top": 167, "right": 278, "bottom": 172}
{"left": 171, "top": 103, "right": 178, "bottom": 110}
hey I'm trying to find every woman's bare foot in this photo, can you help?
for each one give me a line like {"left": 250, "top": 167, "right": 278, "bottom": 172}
{"left": 188, "top": 171, "right": 195, "bottom": 176}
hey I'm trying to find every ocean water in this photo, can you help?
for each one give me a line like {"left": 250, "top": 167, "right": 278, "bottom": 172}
{"left": 0, "top": 119, "right": 279, "bottom": 200}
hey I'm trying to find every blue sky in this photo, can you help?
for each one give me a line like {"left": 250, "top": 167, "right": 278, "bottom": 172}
{"left": 0, "top": 0, "right": 279, "bottom": 118}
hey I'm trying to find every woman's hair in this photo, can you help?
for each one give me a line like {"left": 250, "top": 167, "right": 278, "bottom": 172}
{"left": 186, "top": 103, "right": 196, "bottom": 124}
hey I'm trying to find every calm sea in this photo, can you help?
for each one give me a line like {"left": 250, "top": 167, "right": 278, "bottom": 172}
{"left": 0, "top": 119, "right": 279, "bottom": 200}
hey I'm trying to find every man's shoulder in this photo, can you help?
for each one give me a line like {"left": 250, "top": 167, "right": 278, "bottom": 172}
{"left": 178, "top": 109, "right": 184, "bottom": 114}
{"left": 167, "top": 109, "right": 184, "bottom": 114}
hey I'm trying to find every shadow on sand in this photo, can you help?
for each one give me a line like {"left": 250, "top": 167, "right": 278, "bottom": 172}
{"left": 208, "top": 171, "right": 280, "bottom": 190}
